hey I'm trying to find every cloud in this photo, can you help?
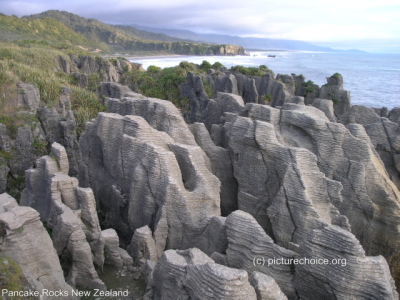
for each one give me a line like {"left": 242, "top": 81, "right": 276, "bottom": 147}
{"left": 1, "top": 0, "right": 399, "bottom": 52}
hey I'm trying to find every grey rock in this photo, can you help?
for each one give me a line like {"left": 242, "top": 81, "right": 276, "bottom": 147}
{"left": 279, "top": 104, "right": 400, "bottom": 260}
{"left": 101, "top": 229, "right": 124, "bottom": 269}
{"left": 17, "top": 83, "right": 40, "bottom": 112}
{"left": 20, "top": 143, "right": 106, "bottom": 290}
{"left": 244, "top": 103, "right": 281, "bottom": 126}
{"left": 389, "top": 107, "right": 400, "bottom": 124}
{"left": 249, "top": 271, "right": 287, "bottom": 300}
{"left": 0, "top": 163, "right": 9, "bottom": 194}
{"left": 59, "top": 55, "right": 71, "bottom": 73}
{"left": 72, "top": 72, "right": 88, "bottom": 88}
{"left": 312, "top": 98, "right": 336, "bottom": 122}
{"left": 101, "top": 82, "right": 132, "bottom": 100}
{"left": 37, "top": 87, "right": 81, "bottom": 176}
{"left": 179, "top": 72, "right": 210, "bottom": 123}
{"left": 107, "top": 94, "right": 198, "bottom": 146}
{"left": 202, "top": 92, "right": 245, "bottom": 130}
{"left": 151, "top": 248, "right": 256, "bottom": 300}
{"left": 79, "top": 112, "right": 220, "bottom": 253}
{"left": 190, "top": 122, "right": 238, "bottom": 215}
{"left": 225, "top": 211, "right": 298, "bottom": 298}
{"left": 319, "top": 74, "right": 351, "bottom": 117}
{"left": 127, "top": 225, "right": 158, "bottom": 263}
{"left": 0, "top": 193, "right": 76, "bottom": 298}
{"left": 286, "top": 96, "right": 304, "bottom": 105}
{"left": 222, "top": 108, "right": 398, "bottom": 299}
{"left": 339, "top": 105, "right": 381, "bottom": 125}
{"left": 243, "top": 78, "right": 259, "bottom": 103}
{"left": 373, "top": 107, "right": 390, "bottom": 118}
{"left": 276, "top": 74, "right": 295, "bottom": 95}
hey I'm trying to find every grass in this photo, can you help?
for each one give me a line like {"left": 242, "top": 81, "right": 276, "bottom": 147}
{"left": 0, "top": 253, "right": 30, "bottom": 299}
{"left": 0, "top": 41, "right": 106, "bottom": 136}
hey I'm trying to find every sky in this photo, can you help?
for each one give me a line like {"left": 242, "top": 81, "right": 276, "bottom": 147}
{"left": 1, "top": 0, "right": 399, "bottom": 53}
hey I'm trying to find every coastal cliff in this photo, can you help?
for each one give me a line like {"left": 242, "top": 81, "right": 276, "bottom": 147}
{"left": 1, "top": 48, "right": 400, "bottom": 299}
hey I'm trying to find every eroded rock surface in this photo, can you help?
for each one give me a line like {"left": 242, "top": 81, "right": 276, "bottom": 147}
{"left": 20, "top": 143, "right": 106, "bottom": 290}
{"left": 222, "top": 108, "right": 398, "bottom": 299}
{"left": 149, "top": 248, "right": 257, "bottom": 300}
{"left": 0, "top": 193, "right": 75, "bottom": 298}
{"left": 79, "top": 98, "right": 220, "bottom": 254}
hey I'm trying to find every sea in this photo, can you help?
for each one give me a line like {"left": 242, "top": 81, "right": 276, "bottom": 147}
{"left": 129, "top": 51, "right": 400, "bottom": 109}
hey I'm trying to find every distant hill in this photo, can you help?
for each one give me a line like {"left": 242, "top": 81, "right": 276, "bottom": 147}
{"left": 134, "top": 25, "right": 343, "bottom": 52}
{"left": 14, "top": 10, "right": 244, "bottom": 55}
{"left": 0, "top": 13, "right": 102, "bottom": 49}
{"left": 25, "top": 10, "right": 185, "bottom": 45}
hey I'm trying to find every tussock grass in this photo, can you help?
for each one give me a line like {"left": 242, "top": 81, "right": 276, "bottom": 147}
{"left": 0, "top": 42, "right": 105, "bottom": 136}
{"left": 0, "top": 253, "right": 29, "bottom": 298}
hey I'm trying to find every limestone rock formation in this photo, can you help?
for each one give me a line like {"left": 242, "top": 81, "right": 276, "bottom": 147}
{"left": 37, "top": 87, "right": 81, "bottom": 176}
{"left": 312, "top": 98, "right": 336, "bottom": 122}
{"left": 101, "top": 82, "right": 132, "bottom": 100}
{"left": 150, "top": 248, "right": 257, "bottom": 300}
{"left": 20, "top": 143, "right": 106, "bottom": 290}
{"left": 225, "top": 211, "right": 298, "bottom": 298}
{"left": 319, "top": 74, "right": 351, "bottom": 117}
{"left": 0, "top": 114, "right": 46, "bottom": 188}
{"left": 190, "top": 122, "right": 238, "bottom": 215}
{"left": 0, "top": 193, "right": 75, "bottom": 298}
{"left": 249, "top": 272, "right": 287, "bottom": 300}
{"left": 79, "top": 97, "right": 220, "bottom": 254}
{"left": 389, "top": 107, "right": 400, "bottom": 124}
{"left": 222, "top": 109, "right": 398, "bottom": 299}
{"left": 127, "top": 225, "right": 158, "bottom": 263}
{"left": 17, "top": 83, "right": 40, "bottom": 112}
{"left": 339, "top": 105, "right": 400, "bottom": 189}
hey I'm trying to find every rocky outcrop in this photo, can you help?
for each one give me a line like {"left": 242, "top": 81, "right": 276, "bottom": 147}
{"left": 101, "top": 82, "right": 132, "bottom": 100}
{"left": 319, "top": 73, "right": 351, "bottom": 117}
{"left": 149, "top": 248, "right": 257, "bottom": 300}
{"left": 0, "top": 193, "right": 75, "bottom": 298}
{"left": 20, "top": 143, "right": 106, "bottom": 290}
{"left": 222, "top": 108, "right": 398, "bottom": 299}
{"left": 37, "top": 87, "right": 81, "bottom": 177}
{"left": 249, "top": 272, "right": 287, "bottom": 300}
{"left": 79, "top": 96, "right": 220, "bottom": 253}
{"left": 17, "top": 83, "right": 40, "bottom": 112}
{"left": 389, "top": 107, "right": 400, "bottom": 124}
{"left": 225, "top": 211, "right": 298, "bottom": 298}
{"left": 312, "top": 98, "right": 336, "bottom": 122}
{"left": 278, "top": 104, "right": 400, "bottom": 259}
{"left": 339, "top": 105, "right": 400, "bottom": 190}
{"left": 190, "top": 122, "right": 238, "bottom": 216}
{"left": 0, "top": 115, "right": 46, "bottom": 193}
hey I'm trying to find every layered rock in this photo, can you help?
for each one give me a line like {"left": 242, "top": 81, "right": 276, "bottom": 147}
{"left": 37, "top": 87, "right": 81, "bottom": 176}
{"left": 222, "top": 110, "right": 398, "bottom": 299}
{"left": 339, "top": 105, "right": 400, "bottom": 189}
{"left": 20, "top": 143, "right": 106, "bottom": 290}
{"left": 79, "top": 97, "right": 220, "bottom": 254}
{"left": 0, "top": 193, "right": 75, "bottom": 297}
{"left": 278, "top": 104, "right": 400, "bottom": 260}
{"left": 149, "top": 248, "right": 257, "bottom": 300}
{"left": 190, "top": 122, "right": 238, "bottom": 215}
{"left": 249, "top": 272, "right": 287, "bottom": 300}
{"left": 319, "top": 73, "right": 351, "bottom": 117}
{"left": 225, "top": 211, "right": 298, "bottom": 298}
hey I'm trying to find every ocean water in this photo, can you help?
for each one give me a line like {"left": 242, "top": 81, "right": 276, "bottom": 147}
{"left": 129, "top": 51, "right": 400, "bottom": 109}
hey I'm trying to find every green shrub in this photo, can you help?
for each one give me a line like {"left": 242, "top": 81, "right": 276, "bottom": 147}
{"left": 302, "top": 80, "right": 315, "bottom": 95}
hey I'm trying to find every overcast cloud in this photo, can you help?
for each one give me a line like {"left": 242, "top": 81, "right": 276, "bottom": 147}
{"left": 1, "top": 0, "right": 399, "bottom": 53}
